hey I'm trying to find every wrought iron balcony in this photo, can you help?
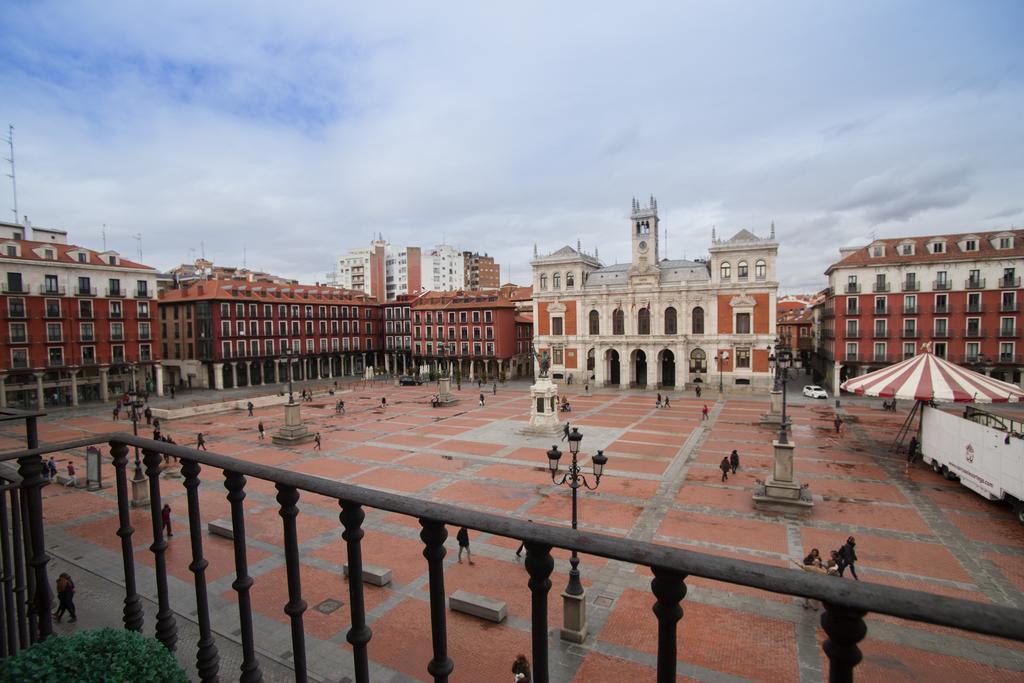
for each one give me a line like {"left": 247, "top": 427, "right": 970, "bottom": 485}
{"left": 999, "top": 327, "right": 1018, "bottom": 338}
{"left": 46, "top": 358, "right": 65, "bottom": 368}
{"left": 963, "top": 328, "right": 986, "bottom": 339}
{"left": 902, "top": 329, "right": 919, "bottom": 338}
{"left": 872, "top": 307, "right": 890, "bottom": 316}
{"left": 843, "top": 330, "right": 861, "bottom": 339}
{"left": 901, "top": 280, "right": 920, "bottom": 292}
{"left": 5, "top": 305, "right": 27, "bottom": 319}
{"left": 1001, "top": 302, "right": 1019, "bottom": 312}
{"left": 105, "top": 287, "right": 126, "bottom": 298}
{"left": 966, "top": 303, "right": 984, "bottom": 313}
{"left": 965, "top": 278, "right": 986, "bottom": 289}
{"left": 75, "top": 286, "right": 97, "bottom": 297}
{"left": 932, "top": 329, "right": 951, "bottom": 339}
{"left": 932, "top": 304, "right": 952, "bottom": 314}
{"left": 1, "top": 282, "right": 28, "bottom": 294}
{"left": 872, "top": 353, "right": 891, "bottom": 363}
{"left": 902, "top": 306, "right": 918, "bottom": 315}
{"left": 134, "top": 288, "right": 153, "bottom": 299}
{"left": 844, "top": 283, "right": 861, "bottom": 294}
{"left": 933, "top": 280, "right": 951, "bottom": 291}
{"left": 845, "top": 352, "right": 860, "bottom": 361}
{"left": 1000, "top": 276, "right": 1020, "bottom": 289}
{"left": 38, "top": 284, "right": 66, "bottom": 296}
{"left": 0, "top": 414, "right": 1020, "bottom": 683}
{"left": 872, "top": 329, "right": 889, "bottom": 339}
{"left": 872, "top": 282, "right": 890, "bottom": 293}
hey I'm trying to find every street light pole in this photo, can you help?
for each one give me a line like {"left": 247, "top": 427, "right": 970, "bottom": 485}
{"left": 546, "top": 429, "right": 608, "bottom": 640}
{"left": 718, "top": 350, "right": 729, "bottom": 393}
{"left": 127, "top": 363, "right": 144, "bottom": 481}
{"left": 283, "top": 349, "right": 294, "bottom": 404}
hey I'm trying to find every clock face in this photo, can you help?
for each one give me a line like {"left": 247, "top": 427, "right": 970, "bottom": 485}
{"left": 638, "top": 240, "right": 648, "bottom": 252}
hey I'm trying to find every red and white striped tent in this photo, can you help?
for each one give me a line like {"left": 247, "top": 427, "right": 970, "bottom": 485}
{"left": 840, "top": 350, "right": 1024, "bottom": 403}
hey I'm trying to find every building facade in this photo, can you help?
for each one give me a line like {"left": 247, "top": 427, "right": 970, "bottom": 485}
{"left": 157, "top": 280, "right": 379, "bottom": 390}
{"left": 330, "top": 238, "right": 475, "bottom": 301}
{"left": 462, "top": 252, "right": 500, "bottom": 290}
{"left": 531, "top": 197, "right": 778, "bottom": 390}
{"left": 819, "top": 229, "right": 1024, "bottom": 392}
{"left": 0, "top": 220, "right": 163, "bottom": 408}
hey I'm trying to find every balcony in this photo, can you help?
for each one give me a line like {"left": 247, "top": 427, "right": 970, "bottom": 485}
{"left": 133, "top": 288, "right": 153, "bottom": 299}
{"left": 999, "top": 276, "right": 1021, "bottom": 289}
{"left": 999, "top": 353, "right": 1023, "bottom": 364}
{"left": 844, "top": 307, "right": 860, "bottom": 316}
{"left": 872, "top": 307, "right": 890, "bottom": 316}
{"left": 872, "top": 282, "right": 891, "bottom": 293}
{"left": 10, "top": 358, "right": 29, "bottom": 369}
{"left": 999, "top": 327, "right": 1018, "bottom": 338}
{"left": 844, "top": 330, "right": 861, "bottom": 339}
{"left": 932, "top": 329, "right": 951, "bottom": 339}
{"left": 105, "top": 287, "right": 126, "bottom": 298}
{"left": 0, "top": 426, "right": 1018, "bottom": 683}
{"left": 75, "top": 286, "right": 97, "bottom": 297}
{"left": 109, "top": 310, "right": 123, "bottom": 320}
{"left": 966, "top": 303, "right": 984, "bottom": 314}
{"left": 821, "top": 307, "right": 834, "bottom": 318}
{"left": 902, "top": 329, "right": 919, "bottom": 339}
{"left": 38, "top": 284, "right": 66, "bottom": 296}
{"left": 81, "top": 357, "right": 98, "bottom": 366}
{"left": 901, "top": 280, "right": 920, "bottom": 292}
{"left": 80, "top": 333, "right": 95, "bottom": 342}
{"left": 902, "top": 305, "right": 918, "bottom": 315}
{"left": 932, "top": 304, "right": 952, "bottom": 314}
{"left": 933, "top": 280, "right": 951, "bottom": 291}
{"left": 963, "top": 328, "right": 986, "bottom": 339}
{"left": 872, "top": 329, "right": 890, "bottom": 339}
{"left": 45, "top": 334, "right": 63, "bottom": 344}
{"left": 872, "top": 353, "right": 891, "bottom": 363}
{"left": 965, "top": 278, "right": 986, "bottom": 289}
{"left": 845, "top": 352, "right": 860, "bottom": 362}
{"left": 46, "top": 358, "right": 65, "bottom": 368}
{"left": 1001, "top": 302, "right": 1019, "bottom": 312}
{"left": 77, "top": 309, "right": 94, "bottom": 320}
{"left": 844, "top": 283, "right": 861, "bottom": 294}
{"left": 5, "top": 334, "right": 28, "bottom": 344}
{"left": 110, "top": 333, "right": 125, "bottom": 342}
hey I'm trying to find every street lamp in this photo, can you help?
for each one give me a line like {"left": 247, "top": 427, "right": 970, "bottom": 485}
{"left": 280, "top": 348, "right": 295, "bottom": 404}
{"left": 769, "top": 341, "right": 793, "bottom": 444}
{"left": 126, "top": 363, "right": 145, "bottom": 481}
{"left": 718, "top": 350, "right": 729, "bottom": 393}
{"left": 547, "top": 428, "right": 608, "bottom": 596}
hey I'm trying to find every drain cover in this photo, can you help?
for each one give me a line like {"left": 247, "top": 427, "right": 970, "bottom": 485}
{"left": 593, "top": 595, "right": 615, "bottom": 608}
{"left": 315, "top": 598, "right": 344, "bottom": 614}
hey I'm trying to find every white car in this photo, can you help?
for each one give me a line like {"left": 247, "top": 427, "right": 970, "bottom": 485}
{"left": 802, "top": 385, "right": 828, "bottom": 399}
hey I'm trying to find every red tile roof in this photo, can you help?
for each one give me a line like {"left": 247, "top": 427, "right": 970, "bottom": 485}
{"left": 825, "top": 229, "right": 1024, "bottom": 274}
{"left": 0, "top": 239, "right": 156, "bottom": 270}
{"left": 158, "top": 280, "right": 373, "bottom": 303}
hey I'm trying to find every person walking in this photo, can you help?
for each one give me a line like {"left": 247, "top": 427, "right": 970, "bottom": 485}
{"left": 64, "top": 461, "right": 78, "bottom": 488}
{"left": 512, "top": 654, "right": 531, "bottom": 682}
{"left": 837, "top": 536, "right": 859, "bottom": 580}
{"left": 380, "top": 397, "right": 387, "bottom": 410}
{"left": 161, "top": 503, "right": 173, "bottom": 538}
{"left": 112, "top": 405, "right": 120, "bottom": 422}
{"left": 197, "top": 432, "right": 207, "bottom": 450}
{"left": 314, "top": 432, "right": 322, "bottom": 451}
{"left": 170, "top": 385, "right": 175, "bottom": 399}
{"left": 492, "top": 382, "right": 497, "bottom": 396}
{"left": 702, "top": 404, "right": 709, "bottom": 420}
{"left": 729, "top": 449, "right": 740, "bottom": 474}
{"left": 562, "top": 422, "right": 570, "bottom": 442}
{"left": 257, "top": 421, "right": 265, "bottom": 440}
{"left": 695, "top": 385, "right": 702, "bottom": 398}
{"left": 53, "top": 573, "right": 76, "bottom": 623}
{"left": 456, "top": 526, "right": 474, "bottom": 565}
{"left": 153, "top": 417, "right": 161, "bottom": 432}
{"left": 719, "top": 456, "right": 731, "bottom": 482}
{"left": 479, "top": 392, "right": 485, "bottom": 407}
{"left": 834, "top": 415, "right": 842, "bottom": 434}
{"left": 656, "top": 393, "right": 662, "bottom": 409}
{"left": 905, "top": 435, "right": 919, "bottom": 473}
{"left": 144, "top": 406, "right": 153, "bottom": 425}
{"left": 664, "top": 395, "right": 671, "bottom": 408}
{"left": 247, "top": 401, "right": 254, "bottom": 417}
{"left": 47, "top": 456, "right": 57, "bottom": 481}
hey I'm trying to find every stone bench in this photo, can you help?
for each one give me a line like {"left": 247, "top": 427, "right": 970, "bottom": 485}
{"left": 342, "top": 563, "right": 392, "bottom": 587}
{"left": 54, "top": 475, "right": 80, "bottom": 488}
{"left": 448, "top": 589, "right": 506, "bottom": 623}
{"left": 208, "top": 519, "right": 234, "bottom": 540}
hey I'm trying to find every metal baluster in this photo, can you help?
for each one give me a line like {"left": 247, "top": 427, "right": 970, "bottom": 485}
{"left": 339, "top": 500, "right": 371, "bottom": 683}
{"left": 650, "top": 567, "right": 687, "bottom": 683}
{"left": 524, "top": 542, "right": 554, "bottom": 683}
{"left": 0, "top": 486, "right": 16, "bottom": 655}
{"left": 225, "top": 470, "right": 263, "bottom": 683}
{"left": 10, "top": 488, "right": 27, "bottom": 649}
{"left": 821, "top": 602, "right": 867, "bottom": 683}
{"left": 17, "top": 490, "right": 34, "bottom": 644}
{"left": 419, "top": 519, "right": 453, "bottom": 682}
{"left": 143, "top": 448, "right": 177, "bottom": 651}
{"left": 276, "top": 484, "right": 308, "bottom": 682}
{"left": 109, "top": 441, "right": 143, "bottom": 632}
{"left": 181, "top": 458, "right": 220, "bottom": 682}
{"left": 17, "top": 415, "right": 51, "bottom": 642}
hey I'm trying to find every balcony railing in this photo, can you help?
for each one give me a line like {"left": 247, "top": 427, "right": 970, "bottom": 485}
{"left": 45, "top": 358, "right": 64, "bottom": 368}
{"left": 872, "top": 307, "right": 889, "bottom": 316}
{"left": 38, "top": 284, "right": 66, "bottom": 296}
{"left": 963, "top": 328, "right": 986, "bottom": 339}
{"left": 999, "top": 327, "right": 1018, "bottom": 338}
{"left": 932, "top": 304, "right": 952, "bottom": 314}
{"left": 902, "top": 329, "right": 919, "bottom": 338}
{"left": 80, "top": 333, "right": 95, "bottom": 342}
{"left": 872, "top": 282, "right": 890, "bottom": 293}
{"left": 0, "top": 426, "right": 1020, "bottom": 682}
{"left": 44, "top": 308, "right": 62, "bottom": 319}
{"left": 966, "top": 303, "right": 984, "bottom": 313}
{"left": 5, "top": 334, "right": 28, "bottom": 344}
{"left": 845, "top": 307, "right": 860, "bottom": 316}
{"left": 932, "top": 329, "right": 951, "bottom": 339}
{"left": 10, "top": 358, "right": 29, "bottom": 369}
{"left": 105, "top": 287, "right": 126, "bottom": 298}
{"left": 1001, "top": 302, "right": 1019, "bottom": 312}
{"left": 965, "top": 278, "right": 986, "bottom": 289}
{"left": 872, "top": 329, "right": 889, "bottom": 339}
{"left": 999, "top": 354, "right": 1023, "bottom": 364}
{"left": 872, "top": 353, "right": 891, "bottom": 363}
{"left": 844, "top": 283, "right": 861, "bottom": 293}
{"left": 844, "top": 352, "right": 860, "bottom": 361}
{"left": 81, "top": 357, "right": 98, "bottom": 366}
{"left": 902, "top": 306, "right": 918, "bottom": 315}
{"left": 134, "top": 288, "right": 152, "bottom": 298}
{"left": 933, "top": 280, "right": 951, "bottom": 291}
{"left": 75, "top": 286, "right": 97, "bottom": 297}
{"left": 901, "top": 280, "right": 920, "bottom": 292}
{"left": 5, "top": 306, "right": 26, "bottom": 319}
{"left": 844, "top": 330, "right": 861, "bottom": 339}
{"left": 821, "top": 307, "right": 834, "bottom": 318}
{"left": 45, "top": 334, "right": 63, "bottom": 343}
{"left": 1000, "top": 277, "right": 1021, "bottom": 289}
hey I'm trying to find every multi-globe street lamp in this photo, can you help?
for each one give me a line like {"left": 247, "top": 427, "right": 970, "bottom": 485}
{"left": 718, "top": 350, "right": 730, "bottom": 393}
{"left": 768, "top": 340, "right": 793, "bottom": 444}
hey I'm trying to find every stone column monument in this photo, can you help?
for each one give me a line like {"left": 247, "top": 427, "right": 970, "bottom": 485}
{"left": 519, "top": 350, "right": 562, "bottom": 437}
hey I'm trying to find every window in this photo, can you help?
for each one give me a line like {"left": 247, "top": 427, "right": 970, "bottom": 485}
{"left": 692, "top": 307, "right": 704, "bottom": 334}
{"left": 1000, "top": 317, "right": 1015, "bottom": 336}
{"left": 966, "top": 317, "right": 981, "bottom": 337}
{"left": 139, "top": 323, "right": 151, "bottom": 340}
{"left": 735, "top": 349, "right": 750, "bottom": 368}
{"left": 905, "top": 273, "right": 917, "bottom": 289}
{"left": 871, "top": 245, "right": 884, "bottom": 257}
{"left": 43, "top": 274, "right": 59, "bottom": 294}
{"left": 735, "top": 313, "right": 751, "bottom": 334}
{"left": 79, "top": 300, "right": 93, "bottom": 318}
{"left": 689, "top": 348, "right": 707, "bottom": 373}
{"left": 110, "top": 301, "right": 122, "bottom": 318}
{"left": 11, "top": 349, "right": 28, "bottom": 369}
{"left": 1002, "top": 291, "right": 1016, "bottom": 311}
{"left": 138, "top": 301, "right": 149, "bottom": 318}
{"left": 934, "top": 318, "right": 948, "bottom": 336}
{"left": 77, "top": 252, "right": 87, "bottom": 263}
{"left": 664, "top": 307, "right": 677, "bottom": 334}
{"left": 873, "top": 320, "right": 887, "bottom": 337}
{"left": 110, "top": 322, "right": 124, "bottom": 341}
{"left": 77, "top": 277, "right": 91, "bottom": 295}
{"left": 846, "top": 342, "right": 858, "bottom": 360}
{"left": 968, "top": 269, "right": 982, "bottom": 287}
{"left": 932, "top": 242, "right": 945, "bottom": 254}
{"left": 967, "top": 292, "right": 982, "bottom": 312}
{"left": 589, "top": 310, "right": 600, "bottom": 335}
{"left": 903, "top": 342, "right": 916, "bottom": 359}
{"left": 737, "top": 261, "right": 748, "bottom": 279}
{"left": 9, "top": 323, "right": 26, "bottom": 343}
{"left": 637, "top": 308, "right": 651, "bottom": 335}
{"left": 873, "top": 342, "right": 886, "bottom": 360}
{"left": 612, "top": 309, "right": 625, "bottom": 335}
{"left": 553, "top": 273, "right": 561, "bottom": 289}
{"left": 47, "top": 347, "right": 63, "bottom": 366}
{"left": 136, "top": 281, "right": 148, "bottom": 297}
{"left": 964, "top": 239, "right": 977, "bottom": 251}
{"left": 552, "top": 348, "right": 563, "bottom": 365}
{"left": 901, "top": 243, "right": 913, "bottom": 255}
{"left": 720, "top": 262, "right": 731, "bottom": 280}
{"left": 904, "top": 295, "right": 917, "bottom": 313}
{"left": 846, "top": 297, "right": 859, "bottom": 315}
{"left": 46, "top": 323, "right": 62, "bottom": 342}
{"left": 846, "top": 320, "right": 859, "bottom": 336}
{"left": 755, "top": 260, "right": 766, "bottom": 279}
{"left": 1000, "top": 237, "right": 1012, "bottom": 249}
{"left": 237, "top": 321, "right": 246, "bottom": 336}
{"left": 874, "top": 296, "right": 886, "bottom": 313}
{"left": 902, "top": 319, "right": 916, "bottom": 336}
{"left": 566, "top": 272, "right": 575, "bottom": 288}
{"left": 45, "top": 300, "right": 60, "bottom": 317}
{"left": 539, "top": 274, "right": 548, "bottom": 290}
{"left": 1000, "top": 342, "right": 1014, "bottom": 362}
{"left": 874, "top": 274, "right": 887, "bottom": 291}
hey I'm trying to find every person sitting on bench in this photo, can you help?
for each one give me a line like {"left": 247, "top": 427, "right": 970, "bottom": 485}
{"left": 431, "top": 394, "right": 440, "bottom": 408}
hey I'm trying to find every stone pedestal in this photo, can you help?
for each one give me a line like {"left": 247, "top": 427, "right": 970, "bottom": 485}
{"left": 272, "top": 402, "right": 314, "bottom": 446}
{"left": 760, "top": 390, "right": 784, "bottom": 426}
{"left": 434, "top": 377, "right": 459, "bottom": 407}
{"left": 519, "top": 376, "right": 562, "bottom": 437}
{"left": 752, "top": 439, "right": 813, "bottom": 513}
{"left": 130, "top": 474, "right": 149, "bottom": 508}
{"left": 560, "top": 590, "right": 588, "bottom": 643}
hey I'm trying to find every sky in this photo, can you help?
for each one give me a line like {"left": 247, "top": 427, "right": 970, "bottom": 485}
{"left": 1, "top": 1, "right": 1022, "bottom": 293}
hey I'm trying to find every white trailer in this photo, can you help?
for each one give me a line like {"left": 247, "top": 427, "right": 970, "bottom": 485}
{"left": 920, "top": 405, "right": 1024, "bottom": 523}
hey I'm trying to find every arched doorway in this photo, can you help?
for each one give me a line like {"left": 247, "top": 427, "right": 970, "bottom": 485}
{"left": 606, "top": 349, "right": 620, "bottom": 386}
{"left": 659, "top": 350, "right": 675, "bottom": 387}
{"left": 633, "top": 350, "right": 648, "bottom": 388}
{"left": 689, "top": 348, "right": 707, "bottom": 375}
{"left": 587, "top": 348, "right": 595, "bottom": 373}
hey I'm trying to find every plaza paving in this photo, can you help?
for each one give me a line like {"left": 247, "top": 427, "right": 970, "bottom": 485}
{"left": 4, "top": 380, "right": 1024, "bottom": 682}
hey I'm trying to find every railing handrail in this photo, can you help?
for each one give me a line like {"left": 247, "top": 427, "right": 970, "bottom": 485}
{"left": 2, "top": 432, "right": 1023, "bottom": 644}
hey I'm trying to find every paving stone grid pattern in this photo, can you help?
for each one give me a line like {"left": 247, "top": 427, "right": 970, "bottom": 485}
{"left": 4, "top": 380, "right": 1024, "bottom": 682}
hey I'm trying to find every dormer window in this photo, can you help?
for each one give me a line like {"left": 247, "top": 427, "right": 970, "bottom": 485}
{"left": 964, "top": 239, "right": 977, "bottom": 251}
{"left": 900, "top": 243, "right": 914, "bottom": 255}
{"left": 108, "top": 255, "right": 117, "bottom": 265}
{"left": 4, "top": 245, "right": 16, "bottom": 257}
{"left": 931, "top": 242, "right": 945, "bottom": 254}
{"left": 77, "top": 253, "right": 87, "bottom": 263}
{"left": 44, "top": 249, "right": 55, "bottom": 260}
{"left": 870, "top": 245, "right": 884, "bottom": 257}
{"left": 997, "top": 235, "right": 1013, "bottom": 249}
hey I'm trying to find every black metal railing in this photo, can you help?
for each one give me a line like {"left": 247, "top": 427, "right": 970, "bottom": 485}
{"left": 872, "top": 282, "right": 890, "bottom": 293}
{"left": 1000, "top": 277, "right": 1020, "bottom": 289}
{"left": 965, "top": 278, "right": 986, "bottom": 289}
{"left": 933, "top": 280, "right": 951, "bottom": 291}
{"left": 901, "top": 281, "right": 919, "bottom": 292}
{"left": 0, "top": 420, "right": 1021, "bottom": 683}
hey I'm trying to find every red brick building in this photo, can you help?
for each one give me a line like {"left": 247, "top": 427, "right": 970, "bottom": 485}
{"left": 820, "top": 229, "right": 1024, "bottom": 392}
{"left": 157, "top": 280, "right": 379, "bottom": 389}
{"left": 0, "top": 220, "right": 162, "bottom": 407}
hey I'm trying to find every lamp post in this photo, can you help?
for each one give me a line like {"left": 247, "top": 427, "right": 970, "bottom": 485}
{"left": 126, "top": 363, "right": 145, "bottom": 481}
{"left": 546, "top": 428, "right": 608, "bottom": 641}
{"left": 281, "top": 348, "right": 295, "bottom": 404}
{"left": 769, "top": 340, "right": 793, "bottom": 444}
{"left": 718, "top": 350, "right": 729, "bottom": 393}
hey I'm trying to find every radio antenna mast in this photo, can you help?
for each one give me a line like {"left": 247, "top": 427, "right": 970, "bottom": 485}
{"left": 133, "top": 233, "right": 143, "bottom": 262}
{"left": 3, "top": 125, "right": 17, "bottom": 224}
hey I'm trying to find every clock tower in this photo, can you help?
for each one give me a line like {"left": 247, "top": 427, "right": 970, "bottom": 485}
{"left": 631, "top": 195, "right": 659, "bottom": 268}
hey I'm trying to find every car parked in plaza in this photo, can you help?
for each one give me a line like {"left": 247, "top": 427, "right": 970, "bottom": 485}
{"left": 399, "top": 375, "right": 423, "bottom": 386}
{"left": 802, "top": 385, "right": 828, "bottom": 399}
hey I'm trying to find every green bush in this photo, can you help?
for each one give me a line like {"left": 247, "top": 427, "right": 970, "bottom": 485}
{"left": 0, "top": 628, "right": 188, "bottom": 682}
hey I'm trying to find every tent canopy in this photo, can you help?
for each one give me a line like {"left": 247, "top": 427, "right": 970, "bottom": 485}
{"left": 840, "top": 351, "right": 1024, "bottom": 403}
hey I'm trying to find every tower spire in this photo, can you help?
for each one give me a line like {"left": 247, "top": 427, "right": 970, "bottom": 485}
{"left": 770, "top": 220, "right": 776, "bottom": 239}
